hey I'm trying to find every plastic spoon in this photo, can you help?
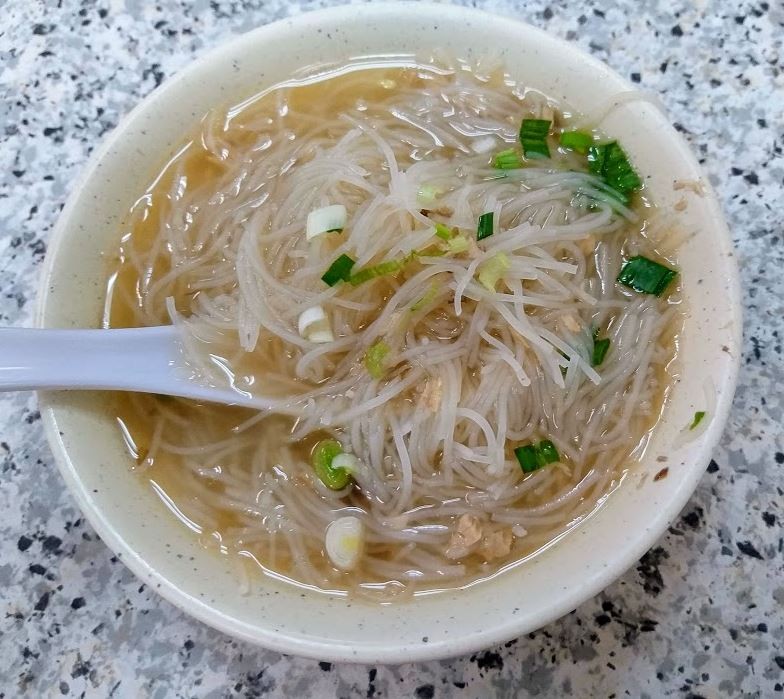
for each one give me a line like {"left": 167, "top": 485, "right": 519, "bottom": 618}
{"left": 0, "top": 326, "right": 270, "bottom": 409}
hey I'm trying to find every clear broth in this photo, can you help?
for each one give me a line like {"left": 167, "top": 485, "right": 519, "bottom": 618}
{"left": 104, "top": 62, "right": 679, "bottom": 600}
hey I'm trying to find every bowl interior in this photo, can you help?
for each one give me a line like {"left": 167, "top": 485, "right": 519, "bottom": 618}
{"left": 37, "top": 3, "right": 740, "bottom": 663}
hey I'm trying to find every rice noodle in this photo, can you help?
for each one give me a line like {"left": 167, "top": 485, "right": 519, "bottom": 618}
{"left": 105, "top": 58, "right": 680, "bottom": 598}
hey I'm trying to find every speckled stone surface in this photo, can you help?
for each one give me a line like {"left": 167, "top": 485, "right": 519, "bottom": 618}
{"left": 0, "top": 0, "right": 782, "bottom": 696}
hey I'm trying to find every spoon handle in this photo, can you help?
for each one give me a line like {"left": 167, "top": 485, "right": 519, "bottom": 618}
{"left": 0, "top": 326, "right": 181, "bottom": 393}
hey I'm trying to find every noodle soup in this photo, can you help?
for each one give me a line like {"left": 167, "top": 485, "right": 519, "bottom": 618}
{"left": 104, "top": 59, "right": 680, "bottom": 600}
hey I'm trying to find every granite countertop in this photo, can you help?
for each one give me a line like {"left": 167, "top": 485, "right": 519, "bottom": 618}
{"left": 1, "top": 0, "right": 782, "bottom": 696}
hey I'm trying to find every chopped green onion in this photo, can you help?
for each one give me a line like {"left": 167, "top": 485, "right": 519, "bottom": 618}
{"left": 493, "top": 148, "right": 523, "bottom": 169}
{"left": 325, "top": 515, "right": 364, "bottom": 570}
{"left": 617, "top": 255, "right": 678, "bottom": 296}
{"left": 477, "top": 212, "right": 494, "bottom": 241}
{"left": 587, "top": 141, "right": 641, "bottom": 197}
{"left": 689, "top": 411, "right": 706, "bottom": 430}
{"left": 519, "top": 118, "right": 551, "bottom": 159}
{"left": 477, "top": 252, "right": 510, "bottom": 291}
{"left": 592, "top": 337, "right": 610, "bottom": 366}
{"left": 559, "top": 130, "right": 594, "bottom": 154}
{"left": 434, "top": 222, "right": 454, "bottom": 240}
{"left": 364, "top": 341, "right": 390, "bottom": 379}
{"left": 298, "top": 305, "right": 333, "bottom": 343}
{"left": 349, "top": 252, "right": 415, "bottom": 286}
{"left": 411, "top": 282, "right": 439, "bottom": 312}
{"left": 586, "top": 144, "right": 606, "bottom": 174}
{"left": 330, "top": 453, "right": 359, "bottom": 474}
{"left": 307, "top": 204, "right": 347, "bottom": 240}
{"left": 445, "top": 235, "right": 469, "bottom": 254}
{"left": 536, "top": 440, "right": 560, "bottom": 465}
{"left": 514, "top": 439, "right": 561, "bottom": 473}
{"left": 350, "top": 259, "right": 405, "bottom": 285}
{"left": 321, "top": 254, "right": 356, "bottom": 286}
{"left": 577, "top": 186, "right": 630, "bottom": 210}
{"left": 311, "top": 439, "right": 352, "bottom": 490}
{"left": 417, "top": 184, "right": 442, "bottom": 205}
{"left": 514, "top": 445, "right": 537, "bottom": 473}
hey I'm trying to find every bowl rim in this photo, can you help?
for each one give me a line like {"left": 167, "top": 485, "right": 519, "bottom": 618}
{"left": 35, "top": 1, "right": 742, "bottom": 663}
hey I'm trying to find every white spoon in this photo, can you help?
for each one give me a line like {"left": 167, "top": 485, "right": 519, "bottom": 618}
{"left": 0, "top": 326, "right": 270, "bottom": 409}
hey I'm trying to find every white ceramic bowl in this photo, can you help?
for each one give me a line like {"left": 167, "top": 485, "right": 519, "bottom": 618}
{"left": 37, "top": 3, "right": 741, "bottom": 663}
